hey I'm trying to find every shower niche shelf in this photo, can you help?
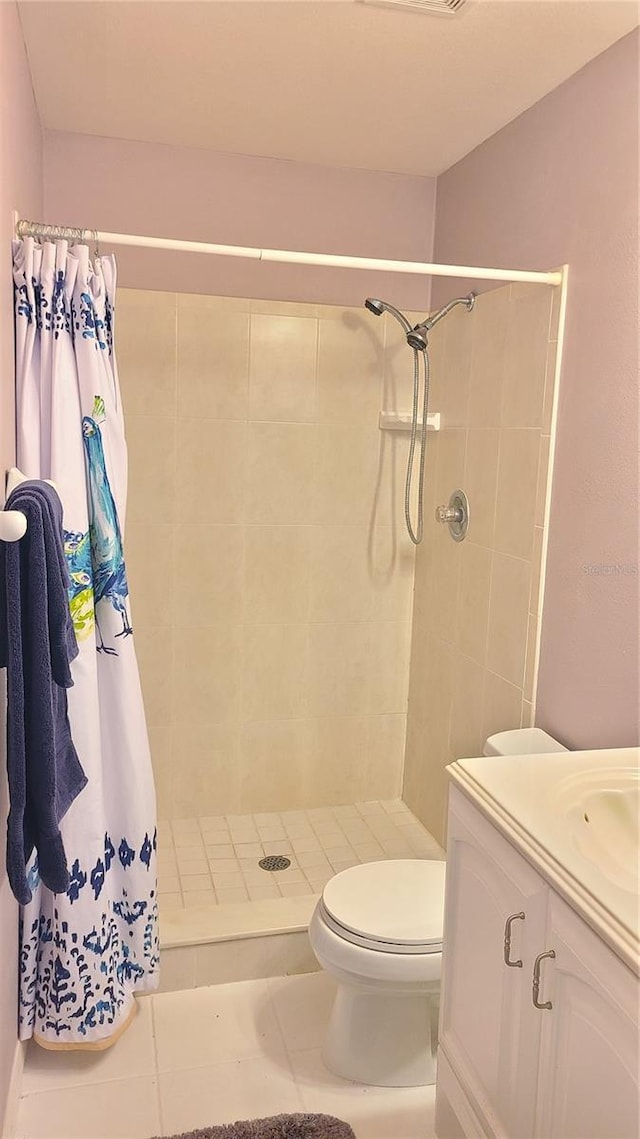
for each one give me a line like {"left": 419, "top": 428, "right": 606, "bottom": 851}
{"left": 378, "top": 411, "right": 441, "bottom": 432}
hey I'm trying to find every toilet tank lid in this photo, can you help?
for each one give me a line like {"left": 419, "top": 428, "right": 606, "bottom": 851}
{"left": 483, "top": 728, "right": 568, "bottom": 756}
{"left": 322, "top": 859, "right": 446, "bottom": 947}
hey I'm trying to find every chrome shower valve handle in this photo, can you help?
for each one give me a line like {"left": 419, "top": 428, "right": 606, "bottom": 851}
{"left": 435, "top": 504, "right": 463, "bottom": 524}
{"left": 435, "top": 490, "right": 469, "bottom": 541}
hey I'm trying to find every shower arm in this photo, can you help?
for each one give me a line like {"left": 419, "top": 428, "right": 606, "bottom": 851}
{"left": 413, "top": 294, "right": 475, "bottom": 334}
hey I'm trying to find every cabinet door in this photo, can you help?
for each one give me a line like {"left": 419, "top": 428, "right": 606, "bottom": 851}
{"left": 534, "top": 891, "right": 639, "bottom": 1139}
{"left": 439, "top": 787, "right": 548, "bottom": 1139}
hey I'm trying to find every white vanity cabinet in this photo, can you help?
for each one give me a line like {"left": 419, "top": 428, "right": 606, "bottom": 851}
{"left": 436, "top": 785, "right": 639, "bottom": 1139}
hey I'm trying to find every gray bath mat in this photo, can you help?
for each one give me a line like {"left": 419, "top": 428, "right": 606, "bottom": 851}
{"left": 157, "top": 1113, "right": 356, "bottom": 1139}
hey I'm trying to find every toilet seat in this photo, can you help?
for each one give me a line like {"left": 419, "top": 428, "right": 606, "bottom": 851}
{"left": 320, "top": 859, "right": 446, "bottom": 955}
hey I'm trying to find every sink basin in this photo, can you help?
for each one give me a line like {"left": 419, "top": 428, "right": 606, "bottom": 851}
{"left": 556, "top": 768, "right": 639, "bottom": 894}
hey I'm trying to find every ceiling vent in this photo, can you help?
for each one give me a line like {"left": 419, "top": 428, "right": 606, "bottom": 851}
{"left": 360, "top": 0, "right": 467, "bottom": 14}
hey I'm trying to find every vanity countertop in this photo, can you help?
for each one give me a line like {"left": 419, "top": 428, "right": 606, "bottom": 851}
{"left": 448, "top": 746, "right": 639, "bottom": 973}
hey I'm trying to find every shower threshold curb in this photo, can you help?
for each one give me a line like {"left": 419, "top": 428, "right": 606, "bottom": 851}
{"left": 160, "top": 893, "right": 318, "bottom": 950}
{"left": 158, "top": 895, "right": 320, "bottom": 992}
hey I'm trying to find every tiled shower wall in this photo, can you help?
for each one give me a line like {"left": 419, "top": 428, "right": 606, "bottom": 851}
{"left": 117, "top": 291, "right": 420, "bottom": 819}
{"left": 403, "top": 282, "right": 560, "bottom": 844}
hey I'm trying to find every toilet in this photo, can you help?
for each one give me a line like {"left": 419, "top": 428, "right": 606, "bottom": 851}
{"left": 308, "top": 727, "right": 567, "bottom": 1088}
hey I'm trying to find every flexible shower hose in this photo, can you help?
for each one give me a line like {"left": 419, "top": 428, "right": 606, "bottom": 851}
{"left": 404, "top": 346, "right": 430, "bottom": 545}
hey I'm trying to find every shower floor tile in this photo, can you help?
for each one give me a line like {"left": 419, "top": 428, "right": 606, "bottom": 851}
{"left": 158, "top": 799, "right": 444, "bottom": 910}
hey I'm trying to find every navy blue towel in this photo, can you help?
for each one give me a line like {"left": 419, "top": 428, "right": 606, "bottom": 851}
{"left": 0, "top": 481, "right": 87, "bottom": 904}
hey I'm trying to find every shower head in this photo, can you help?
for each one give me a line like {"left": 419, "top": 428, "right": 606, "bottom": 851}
{"left": 364, "top": 297, "right": 413, "bottom": 334}
{"left": 407, "top": 292, "right": 475, "bottom": 350}
{"left": 406, "top": 326, "right": 429, "bottom": 351}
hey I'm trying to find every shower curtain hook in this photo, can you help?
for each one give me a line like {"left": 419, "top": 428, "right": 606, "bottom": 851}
{"left": 92, "top": 228, "right": 101, "bottom": 262}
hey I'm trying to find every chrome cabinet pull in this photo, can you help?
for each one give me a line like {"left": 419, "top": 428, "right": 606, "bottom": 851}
{"left": 503, "top": 911, "right": 525, "bottom": 967}
{"left": 532, "top": 949, "right": 556, "bottom": 1009}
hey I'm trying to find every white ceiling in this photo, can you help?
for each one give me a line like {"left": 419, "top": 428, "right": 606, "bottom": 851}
{"left": 18, "top": 0, "right": 639, "bottom": 177}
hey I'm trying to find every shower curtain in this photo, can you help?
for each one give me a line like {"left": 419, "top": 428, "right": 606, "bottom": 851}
{"left": 12, "top": 237, "right": 159, "bottom": 1047}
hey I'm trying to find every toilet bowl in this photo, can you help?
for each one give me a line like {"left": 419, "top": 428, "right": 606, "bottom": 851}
{"left": 309, "top": 728, "right": 568, "bottom": 1088}
{"left": 308, "top": 859, "right": 446, "bottom": 1087}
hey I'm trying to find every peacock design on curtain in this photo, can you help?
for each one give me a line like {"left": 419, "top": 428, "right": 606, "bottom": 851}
{"left": 12, "top": 236, "right": 159, "bottom": 1048}
{"left": 82, "top": 395, "right": 133, "bottom": 654}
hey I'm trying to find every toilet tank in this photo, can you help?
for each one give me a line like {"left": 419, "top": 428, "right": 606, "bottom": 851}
{"left": 483, "top": 727, "right": 567, "bottom": 756}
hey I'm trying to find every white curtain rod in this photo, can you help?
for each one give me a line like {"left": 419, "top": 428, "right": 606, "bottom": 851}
{"left": 15, "top": 217, "right": 563, "bottom": 286}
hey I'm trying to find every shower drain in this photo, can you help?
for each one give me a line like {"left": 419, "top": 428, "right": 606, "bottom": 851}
{"left": 258, "top": 855, "right": 291, "bottom": 872}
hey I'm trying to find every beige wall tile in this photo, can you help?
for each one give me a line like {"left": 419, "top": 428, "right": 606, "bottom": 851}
{"left": 542, "top": 341, "right": 559, "bottom": 433}
{"left": 407, "top": 632, "right": 454, "bottom": 733}
{"left": 126, "top": 414, "right": 176, "bottom": 524}
{"left": 247, "top": 422, "right": 315, "bottom": 524}
{"left": 482, "top": 670, "right": 523, "bottom": 743}
{"left": 242, "top": 624, "right": 308, "bottom": 721}
{"left": 309, "top": 525, "right": 372, "bottom": 622}
{"left": 439, "top": 303, "right": 474, "bottom": 428}
{"left": 249, "top": 314, "right": 317, "bottom": 423}
{"left": 117, "top": 289, "right": 176, "bottom": 418}
{"left": 410, "top": 531, "right": 430, "bottom": 632}
{"left": 179, "top": 293, "right": 249, "bottom": 313}
{"left": 403, "top": 712, "right": 427, "bottom": 814}
{"left": 487, "top": 552, "right": 531, "bottom": 687}
{"left": 313, "top": 425, "right": 377, "bottom": 526}
{"left": 468, "top": 285, "right": 509, "bottom": 428}
{"left": 382, "top": 311, "right": 420, "bottom": 412}
{"left": 251, "top": 299, "right": 316, "bottom": 318}
{"left": 177, "top": 418, "right": 246, "bottom": 524}
{"left": 536, "top": 435, "right": 551, "bottom": 527}
{"left": 549, "top": 285, "right": 561, "bottom": 341}
{"left": 365, "top": 714, "right": 405, "bottom": 800}
{"left": 501, "top": 285, "right": 552, "bottom": 428}
{"left": 307, "top": 622, "right": 371, "bottom": 716}
{"left": 306, "top": 715, "right": 368, "bottom": 805}
{"left": 435, "top": 428, "right": 467, "bottom": 509}
{"left": 403, "top": 710, "right": 451, "bottom": 845}
{"left": 449, "top": 651, "right": 485, "bottom": 760}
{"left": 317, "top": 311, "right": 383, "bottom": 427}
{"left": 244, "top": 526, "right": 311, "bottom": 623}
{"left": 148, "top": 726, "right": 173, "bottom": 819}
{"left": 174, "top": 624, "right": 242, "bottom": 724}
{"left": 177, "top": 303, "right": 249, "bottom": 420}
{"left": 372, "top": 431, "right": 426, "bottom": 530}
{"left": 371, "top": 527, "right": 415, "bottom": 623}
{"left": 521, "top": 700, "right": 534, "bottom": 728}
{"left": 423, "top": 320, "right": 447, "bottom": 409}
{"left": 126, "top": 523, "right": 174, "bottom": 628}
{"left": 530, "top": 526, "right": 544, "bottom": 615}
{"left": 424, "top": 529, "right": 462, "bottom": 644}
{"left": 172, "top": 722, "right": 241, "bottom": 817}
{"left": 135, "top": 625, "right": 174, "bottom": 727}
{"left": 464, "top": 428, "right": 499, "bottom": 548}
{"left": 174, "top": 525, "right": 244, "bottom": 626}
{"left": 494, "top": 428, "right": 540, "bottom": 560}
{"left": 523, "top": 612, "right": 538, "bottom": 702}
{"left": 456, "top": 541, "right": 492, "bottom": 665}
{"left": 239, "top": 720, "right": 312, "bottom": 812}
{"left": 368, "top": 621, "right": 412, "bottom": 714}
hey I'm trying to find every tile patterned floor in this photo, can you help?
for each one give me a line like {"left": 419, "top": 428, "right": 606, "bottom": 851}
{"left": 158, "top": 800, "right": 445, "bottom": 909}
{"left": 17, "top": 973, "right": 436, "bottom": 1139}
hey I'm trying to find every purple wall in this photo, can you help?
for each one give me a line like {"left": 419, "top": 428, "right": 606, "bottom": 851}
{"left": 432, "top": 30, "right": 639, "bottom": 749}
{"left": 44, "top": 132, "right": 437, "bottom": 311}
{"left": 0, "top": 2, "right": 43, "bottom": 1120}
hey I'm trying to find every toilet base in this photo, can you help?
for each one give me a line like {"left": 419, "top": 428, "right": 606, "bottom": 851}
{"left": 322, "top": 981, "right": 438, "bottom": 1088}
